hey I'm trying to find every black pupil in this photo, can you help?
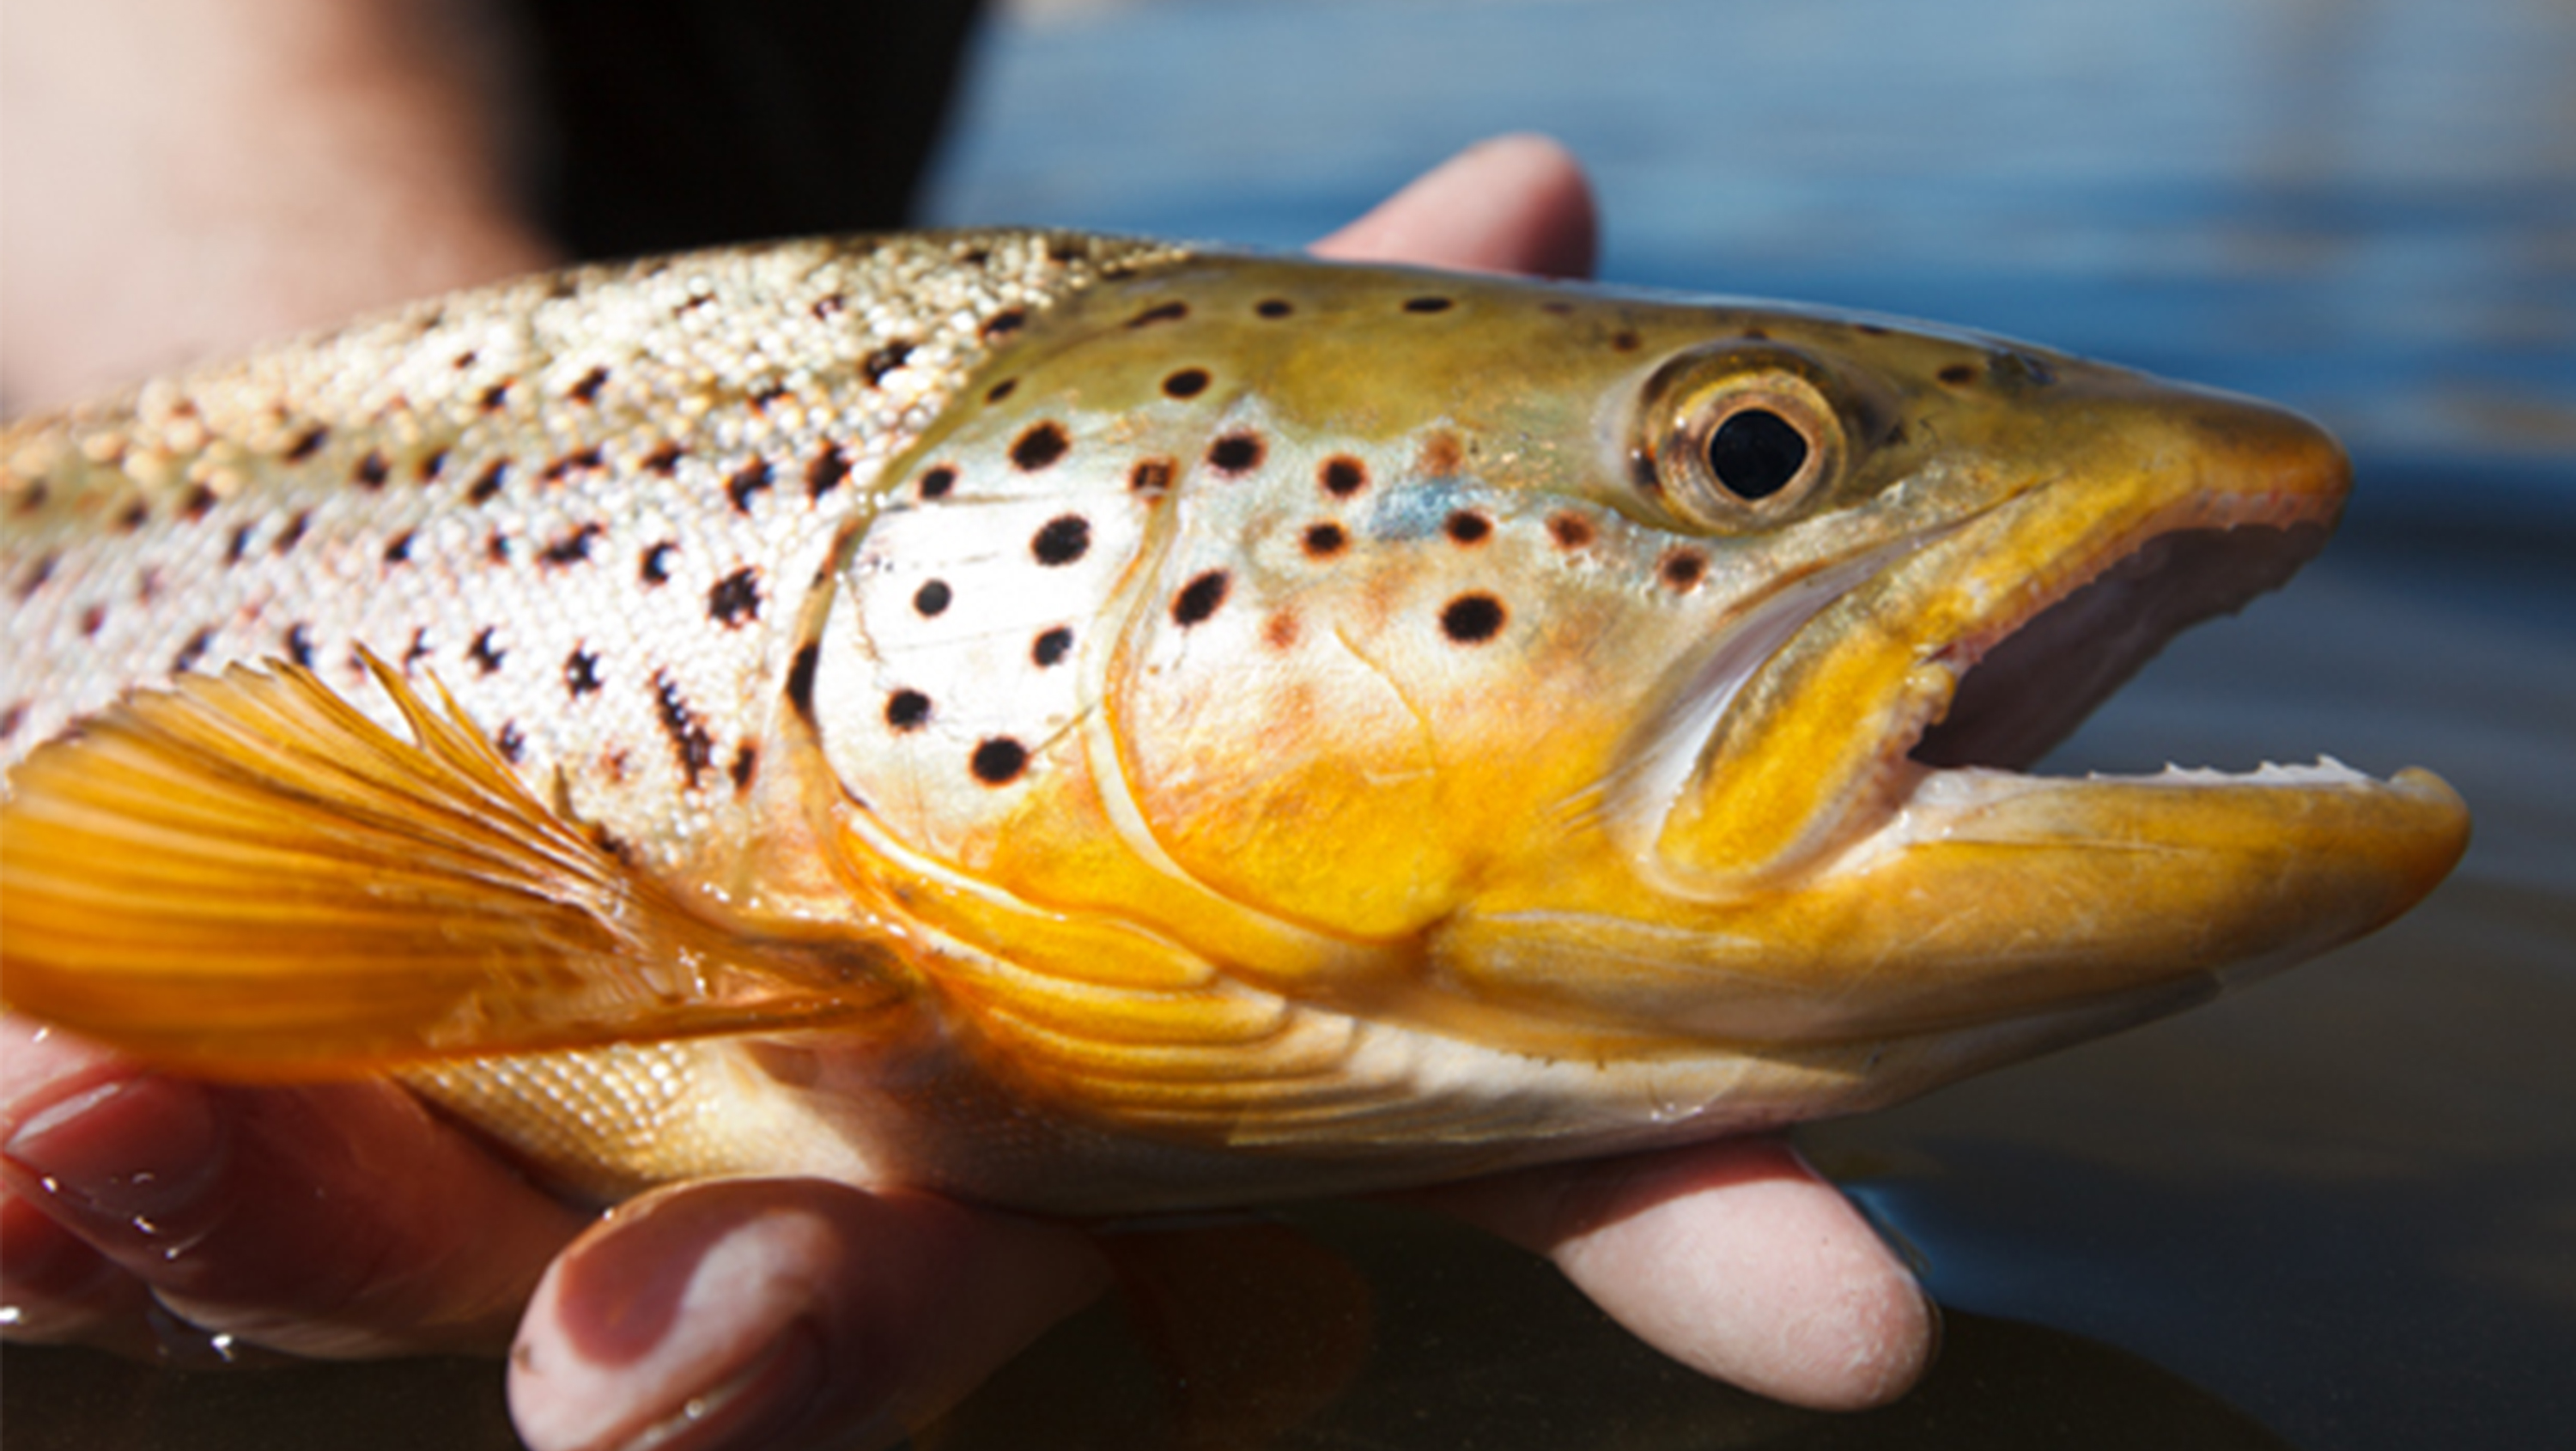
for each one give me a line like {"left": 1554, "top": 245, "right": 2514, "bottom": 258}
{"left": 1706, "top": 408, "right": 1809, "bottom": 501}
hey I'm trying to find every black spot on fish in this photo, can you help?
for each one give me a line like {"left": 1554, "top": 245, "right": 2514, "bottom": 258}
{"left": 751, "top": 384, "right": 791, "bottom": 411}
{"left": 470, "top": 628, "right": 507, "bottom": 674}
{"left": 79, "top": 604, "right": 106, "bottom": 636}
{"left": 652, "top": 671, "right": 716, "bottom": 786}
{"left": 227, "top": 523, "right": 255, "bottom": 563}
{"left": 470, "top": 460, "right": 510, "bottom": 503}
{"left": 1303, "top": 522, "right": 1348, "bottom": 557}
{"left": 863, "top": 341, "right": 914, "bottom": 385}
{"left": 565, "top": 647, "right": 603, "bottom": 696}
{"left": 708, "top": 568, "right": 762, "bottom": 627}
{"left": 811, "top": 293, "right": 846, "bottom": 320}
{"left": 1163, "top": 368, "right": 1210, "bottom": 399}
{"left": 453, "top": 350, "right": 478, "bottom": 370}
{"left": 418, "top": 449, "right": 448, "bottom": 483}
{"left": 355, "top": 452, "right": 390, "bottom": 489}
{"left": 540, "top": 524, "right": 605, "bottom": 567}
{"left": 180, "top": 484, "right": 217, "bottom": 520}
{"left": 285, "top": 426, "right": 329, "bottom": 461}
{"left": 276, "top": 511, "right": 310, "bottom": 555}
{"left": 1612, "top": 331, "right": 1642, "bottom": 353}
{"left": 986, "top": 378, "right": 1019, "bottom": 404}
{"left": 1173, "top": 570, "right": 1229, "bottom": 626}
{"left": 569, "top": 367, "right": 610, "bottom": 404}
{"left": 727, "top": 459, "right": 773, "bottom": 513}
{"left": 384, "top": 531, "right": 416, "bottom": 565}
{"left": 116, "top": 500, "right": 149, "bottom": 531}
{"left": 1131, "top": 458, "right": 1175, "bottom": 492}
{"left": 1660, "top": 549, "right": 1707, "bottom": 591}
{"left": 886, "top": 689, "right": 932, "bottom": 731}
{"left": 1033, "top": 627, "right": 1072, "bottom": 666}
{"left": 173, "top": 627, "right": 216, "bottom": 673}
{"left": 1031, "top": 515, "right": 1091, "bottom": 566}
{"left": 981, "top": 309, "right": 1026, "bottom": 341}
{"left": 914, "top": 580, "right": 953, "bottom": 616}
{"left": 480, "top": 381, "right": 512, "bottom": 412}
{"left": 920, "top": 465, "right": 957, "bottom": 499}
{"left": 1445, "top": 511, "right": 1492, "bottom": 544}
{"left": 971, "top": 738, "right": 1029, "bottom": 786}
{"left": 1938, "top": 362, "right": 1977, "bottom": 387}
{"left": 0, "top": 703, "right": 21, "bottom": 740}
{"left": 543, "top": 446, "right": 605, "bottom": 483}
{"left": 495, "top": 722, "right": 526, "bottom": 763}
{"left": 14, "top": 482, "right": 47, "bottom": 514}
{"left": 1403, "top": 296, "right": 1455, "bottom": 314}
{"left": 15, "top": 553, "right": 56, "bottom": 600}
{"left": 1255, "top": 298, "right": 1294, "bottom": 319}
{"left": 1207, "top": 432, "right": 1264, "bottom": 475}
{"left": 807, "top": 444, "right": 851, "bottom": 500}
{"left": 643, "top": 441, "right": 684, "bottom": 476}
{"left": 1321, "top": 456, "right": 1367, "bottom": 497}
{"left": 1127, "top": 301, "right": 1188, "bottom": 328}
{"left": 1012, "top": 422, "right": 1070, "bottom": 471}
{"left": 285, "top": 623, "right": 316, "bottom": 668}
{"left": 641, "top": 541, "right": 676, "bottom": 585}
{"left": 1440, "top": 593, "right": 1506, "bottom": 644}
{"left": 1547, "top": 512, "right": 1595, "bottom": 549}
{"left": 404, "top": 628, "right": 434, "bottom": 671}
{"left": 729, "top": 744, "right": 759, "bottom": 793}
{"left": 785, "top": 641, "right": 821, "bottom": 721}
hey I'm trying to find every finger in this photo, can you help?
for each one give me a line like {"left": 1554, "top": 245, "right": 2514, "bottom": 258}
{"left": 1311, "top": 132, "right": 1599, "bottom": 279}
{"left": 1411, "top": 1136, "right": 1935, "bottom": 1411}
{"left": 0, "top": 1016, "right": 588, "bottom": 1358}
{"left": 510, "top": 1178, "right": 1109, "bottom": 1451}
{"left": 0, "top": 1186, "right": 159, "bottom": 1355}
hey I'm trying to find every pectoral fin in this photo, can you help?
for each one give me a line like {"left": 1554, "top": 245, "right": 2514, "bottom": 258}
{"left": 0, "top": 655, "right": 893, "bottom": 1078}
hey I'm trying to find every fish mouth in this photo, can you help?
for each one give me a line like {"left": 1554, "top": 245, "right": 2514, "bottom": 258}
{"left": 1630, "top": 385, "right": 2471, "bottom": 1042}
{"left": 1903, "top": 516, "right": 2330, "bottom": 777}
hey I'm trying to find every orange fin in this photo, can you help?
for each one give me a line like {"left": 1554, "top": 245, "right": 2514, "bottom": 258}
{"left": 0, "top": 655, "right": 894, "bottom": 1078}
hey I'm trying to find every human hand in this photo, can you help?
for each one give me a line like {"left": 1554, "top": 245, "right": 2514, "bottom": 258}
{"left": 1, "top": 134, "right": 1933, "bottom": 1449}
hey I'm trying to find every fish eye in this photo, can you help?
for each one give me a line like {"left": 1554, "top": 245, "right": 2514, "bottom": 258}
{"left": 1642, "top": 349, "right": 1845, "bottom": 530}
{"left": 1705, "top": 404, "right": 1810, "bottom": 501}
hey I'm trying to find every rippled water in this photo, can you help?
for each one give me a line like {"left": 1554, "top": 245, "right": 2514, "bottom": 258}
{"left": 7, "top": 0, "right": 2569, "bottom": 1447}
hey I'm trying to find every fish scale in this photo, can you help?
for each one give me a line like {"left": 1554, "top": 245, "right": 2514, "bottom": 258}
{"left": 3, "top": 231, "right": 1185, "bottom": 873}
{"left": 0, "top": 238, "right": 2466, "bottom": 1214}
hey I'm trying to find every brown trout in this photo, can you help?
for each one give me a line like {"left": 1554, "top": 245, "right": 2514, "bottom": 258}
{"left": 0, "top": 232, "right": 2468, "bottom": 1213}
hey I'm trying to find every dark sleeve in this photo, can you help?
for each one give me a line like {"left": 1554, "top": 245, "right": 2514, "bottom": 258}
{"left": 512, "top": 0, "right": 987, "bottom": 257}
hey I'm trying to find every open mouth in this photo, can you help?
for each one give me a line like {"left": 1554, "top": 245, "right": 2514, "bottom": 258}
{"left": 1906, "top": 518, "right": 2333, "bottom": 775}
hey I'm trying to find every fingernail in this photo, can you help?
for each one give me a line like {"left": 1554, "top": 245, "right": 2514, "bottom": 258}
{"left": 1, "top": 1074, "right": 228, "bottom": 1251}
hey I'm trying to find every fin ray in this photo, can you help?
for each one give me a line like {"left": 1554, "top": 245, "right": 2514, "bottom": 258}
{"left": 1, "top": 656, "right": 893, "bottom": 1077}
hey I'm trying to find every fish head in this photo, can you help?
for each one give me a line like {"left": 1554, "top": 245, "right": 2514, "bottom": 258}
{"left": 807, "top": 253, "right": 2468, "bottom": 1126}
